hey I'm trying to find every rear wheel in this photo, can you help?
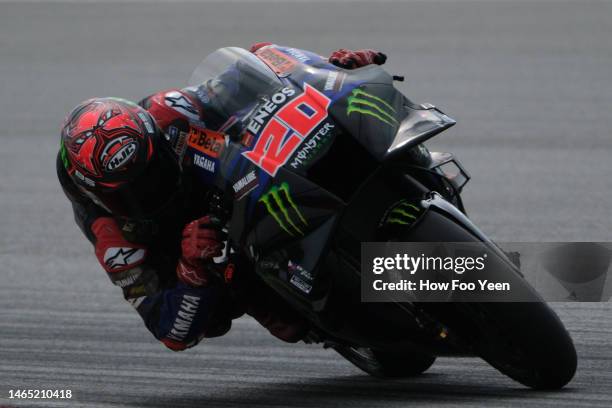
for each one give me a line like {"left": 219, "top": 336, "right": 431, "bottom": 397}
{"left": 334, "top": 345, "right": 436, "bottom": 378}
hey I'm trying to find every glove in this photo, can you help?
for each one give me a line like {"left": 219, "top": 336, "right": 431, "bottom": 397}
{"left": 249, "top": 42, "right": 273, "bottom": 53}
{"left": 329, "top": 48, "right": 387, "bottom": 69}
{"left": 177, "top": 216, "right": 226, "bottom": 287}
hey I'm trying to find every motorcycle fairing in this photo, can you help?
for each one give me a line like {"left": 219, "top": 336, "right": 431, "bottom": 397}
{"left": 183, "top": 47, "right": 460, "bottom": 312}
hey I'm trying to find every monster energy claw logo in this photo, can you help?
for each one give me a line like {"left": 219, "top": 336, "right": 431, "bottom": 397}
{"left": 347, "top": 88, "right": 398, "bottom": 126}
{"left": 385, "top": 200, "right": 421, "bottom": 226}
{"left": 60, "top": 141, "right": 70, "bottom": 169}
{"left": 259, "top": 182, "right": 308, "bottom": 236}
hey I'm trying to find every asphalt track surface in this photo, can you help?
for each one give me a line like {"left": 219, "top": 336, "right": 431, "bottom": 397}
{"left": 1, "top": 1, "right": 611, "bottom": 407}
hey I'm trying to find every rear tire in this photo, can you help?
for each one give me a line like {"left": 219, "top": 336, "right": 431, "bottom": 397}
{"left": 334, "top": 346, "right": 436, "bottom": 378}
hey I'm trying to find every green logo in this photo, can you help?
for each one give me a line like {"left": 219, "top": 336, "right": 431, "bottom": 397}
{"left": 384, "top": 200, "right": 421, "bottom": 226}
{"left": 60, "top": 140, "right": 70, "bottom": 170}
{"left": 259, "top": 182, "right": 308, "bottom": 236}
{"left": 347, "top": 88, "right": 398, "bottom": 126}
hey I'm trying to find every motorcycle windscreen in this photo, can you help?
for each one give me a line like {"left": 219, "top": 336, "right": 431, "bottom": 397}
{"left": 187, "top": 47, "right": 284, "bottom": 125}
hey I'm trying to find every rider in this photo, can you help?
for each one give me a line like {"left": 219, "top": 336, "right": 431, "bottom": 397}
{"left": 57, "top": 44, "right": 387, "bottom": 351}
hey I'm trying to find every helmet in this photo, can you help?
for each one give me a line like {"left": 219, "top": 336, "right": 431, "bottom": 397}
{"left": 60, "top": 97, "right": 181, "bottom": 218}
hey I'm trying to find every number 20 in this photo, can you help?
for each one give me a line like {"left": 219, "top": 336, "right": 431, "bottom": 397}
{"left": 243, "top": 84, "right": 331, "bottom": 176}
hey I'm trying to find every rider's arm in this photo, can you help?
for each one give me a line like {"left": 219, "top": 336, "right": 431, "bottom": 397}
{"left": 90, "top": 217, "right": 235, "bottom": 351}
{"left": 57, "top": 155, "right": 235, "bottom": 351}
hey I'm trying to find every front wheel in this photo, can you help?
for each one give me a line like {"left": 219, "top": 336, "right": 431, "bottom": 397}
{"left": 420, "top": 301, "right": 577, "bottom": 389}
{"left": 388, "top": 194, "right": 578, "bottom": 389}
{"left": 334, "top": 346, "right": 436, "bottom": 378}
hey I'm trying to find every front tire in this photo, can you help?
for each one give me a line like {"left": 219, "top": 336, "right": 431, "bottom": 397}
{"left": 387, "top": 196, "right": 577, "bottom": 389}
{"left": 420, "top": 301, "right": 577, "bottom": 389}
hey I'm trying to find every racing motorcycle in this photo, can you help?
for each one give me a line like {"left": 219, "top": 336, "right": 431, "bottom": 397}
{"left": 184, "top": 46, "right": 577, "bottom": 389}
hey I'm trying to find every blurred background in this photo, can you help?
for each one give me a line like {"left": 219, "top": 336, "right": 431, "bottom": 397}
{"left": 1, "top": 1, "right": 611, "bottom": 407}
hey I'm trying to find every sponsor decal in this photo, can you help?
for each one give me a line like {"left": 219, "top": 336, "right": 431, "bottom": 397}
{"left": 164, "top": 91, "right": 200, "bottom": 121}
{"left": 100, "top": 135, "right": 139, "bottom": 172}
{"left": 232, "top": 170, "right": 258, "bottom": 200}
{"left": 193, "top": 153, "right": 215, "bottom": 173}
{"left": 290, "top": 122, "right": 334, "bottom": 169}
{"left": 165, "top": 294, "right": 201, "bottom": 342}
{"left": 137, "top": 112, "right": 155, "bottom": 134}
{"left": 347, "top": 88, "right": 398, "bottom": 126}
{"left": 246, "top": 87, "right": 296, "bottom": 135}
{"left": 380, "top": 199, "right": 422, "bottom": 226}
{"left": 324, "top": 71, "right": 346, "bottom": 92}
{"left": 255, "top": 47, "right": 298, "bottom": 76}
{"left": 259, "top": 182, "right": 308, "bottom": 237}
{"left": 290, "top": 274, "right": 312, "bottom": 294}
{"left": 166, "top": 126, "right": 188, "bottom": 158}
{"left": 187, "top": 127, "right": 225, "bottom": 158}
{"left": 112, "top": 268, "right": 142, "bottom": 288}
{"left": 284, "top": 48, "right": 310, "bottom": 63}
{"left": 103, "top": 247, "right": 146, "bottom": 270}
{"left": 243, "top": 84, "right": 332, "bottom": 177}
{"left": 288, "top": 260, "right": 313, "bottom": 294}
